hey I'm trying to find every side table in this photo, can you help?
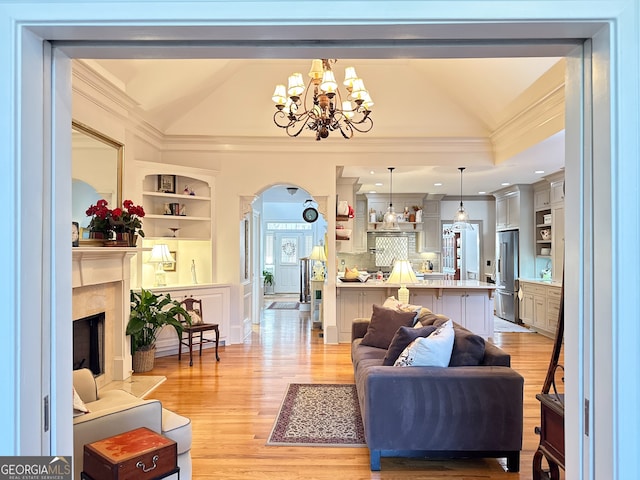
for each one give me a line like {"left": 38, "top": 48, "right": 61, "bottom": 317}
{"left": 82, "top": 427, "right": 179, "bottom": 480}
{"left": 533, "top": 393, "right": 565, "bottom": 480}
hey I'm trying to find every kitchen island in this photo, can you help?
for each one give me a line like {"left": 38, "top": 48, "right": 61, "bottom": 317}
{"left": 336, "top": 279, "right": 496, "bottom": 342}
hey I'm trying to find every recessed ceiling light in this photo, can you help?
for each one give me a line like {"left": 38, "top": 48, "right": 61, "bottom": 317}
{"left": 370, "top": 170, "right": 375, "bottom": 175}
{"left": 434, "top": 182, "right": 443, "bottom": 187}
{"left": 368, "top": 190, "right": 377, "bottom": 194}
{"left": 535, "top": 170, "right": 545, "bottom": 174}
{"left": 375, "top": 182, "right": 383, "bottom": 186}
{"left": 478, "top": 191, "right": 486, "bottom": 194}
{"left": 501, "top": 182, "right": 510, "bottom": 186}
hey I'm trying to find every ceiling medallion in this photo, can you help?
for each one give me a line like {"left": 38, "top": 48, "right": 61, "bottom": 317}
{"left": 271, "top": 59, "right": 374, "bottom": 141}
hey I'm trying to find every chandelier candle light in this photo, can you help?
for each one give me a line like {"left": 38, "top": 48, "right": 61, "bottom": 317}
{"left": 387, "top": 259, "right": 418, "bottom": 304}
{"left": 272, "top": 59, "right": 374, "bottom": 141}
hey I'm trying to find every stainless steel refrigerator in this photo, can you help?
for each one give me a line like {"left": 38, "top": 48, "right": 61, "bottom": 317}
{"left": 495, "top": 230, "right": 520, "bottom": 323}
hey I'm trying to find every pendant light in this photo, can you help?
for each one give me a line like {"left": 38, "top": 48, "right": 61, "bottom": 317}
{"left": 451, "top": 167, "right": 472, "bottom": 231}
{"left": 381, "top": 167, "right": 400, "bottom": 230}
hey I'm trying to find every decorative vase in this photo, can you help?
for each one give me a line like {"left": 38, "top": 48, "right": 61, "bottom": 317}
{"left": 132, "top": 346, "right": 156, "bottom": 373}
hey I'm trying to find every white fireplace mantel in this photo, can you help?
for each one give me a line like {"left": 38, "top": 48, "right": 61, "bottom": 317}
{"left": 72, "top": 247, "right": 137, "bottom": 383}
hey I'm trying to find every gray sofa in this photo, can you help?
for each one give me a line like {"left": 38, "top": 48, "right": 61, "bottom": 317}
{"left": 351, "top": 317, "right": 524, "bottom": 471}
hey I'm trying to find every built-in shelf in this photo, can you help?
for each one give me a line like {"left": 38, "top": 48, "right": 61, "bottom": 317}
{"left": 368, "top": 221, "right": 422, "bottom": 230}
{"left": 142, "top": 191, "right": 211, "bottom": 201}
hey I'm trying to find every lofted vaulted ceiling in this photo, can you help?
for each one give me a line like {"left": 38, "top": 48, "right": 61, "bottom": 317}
{"left": 85, "top": 57, "right": 565, "bottom": 197}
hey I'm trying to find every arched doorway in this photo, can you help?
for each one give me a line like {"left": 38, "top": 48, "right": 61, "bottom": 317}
{"left": 256, "top": 185, "right": 327, "bottom": 299}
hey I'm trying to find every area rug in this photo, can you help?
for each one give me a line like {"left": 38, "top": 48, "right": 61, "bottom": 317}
{"left": 267, "top": 302, "right": 299, "bottom": 310}
{"left": 494, "top": 317, "right": 535, "bottom": 333}
{"left": 267, "top": 383, "right": 366, "bottom": 447}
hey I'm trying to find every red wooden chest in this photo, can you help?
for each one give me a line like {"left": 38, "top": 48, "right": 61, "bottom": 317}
{"left": 82, "top": 427, "right": 178, "bottom": 480}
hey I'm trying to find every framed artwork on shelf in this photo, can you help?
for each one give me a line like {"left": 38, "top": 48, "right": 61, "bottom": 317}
{"left": 158, "top": 174, "right": 176, "bottom": 194}
{"left": 163, "top": 251, "right": 177, "bottom": 272}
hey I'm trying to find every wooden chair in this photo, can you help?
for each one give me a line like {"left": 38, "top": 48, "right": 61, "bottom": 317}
{"left": 178, "top": 297, "right": 220, "bottom": 366}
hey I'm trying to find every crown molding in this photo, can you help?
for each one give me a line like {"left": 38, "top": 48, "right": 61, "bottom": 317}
{"left": 159, "top": 134, "right": 493, "bottom": 154}
{"left": 490, "top": 84, "right": 565, "bottom": 164}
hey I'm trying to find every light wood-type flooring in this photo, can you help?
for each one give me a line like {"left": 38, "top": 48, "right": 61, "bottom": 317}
{"left": 148, "top": 295, "right": 564, "bottom": 479}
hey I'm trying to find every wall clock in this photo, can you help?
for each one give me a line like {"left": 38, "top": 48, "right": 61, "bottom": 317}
{"left": 303, "top": 206, "right": 319, "bottom": 223}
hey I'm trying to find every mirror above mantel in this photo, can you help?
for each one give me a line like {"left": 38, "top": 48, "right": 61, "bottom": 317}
{"left": 72, "top": 121, "right": 123, "bottom": 232}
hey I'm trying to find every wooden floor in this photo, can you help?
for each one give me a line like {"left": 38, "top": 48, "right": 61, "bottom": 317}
{"left": 148, "top": 296, "right": 563, "bottom": 479}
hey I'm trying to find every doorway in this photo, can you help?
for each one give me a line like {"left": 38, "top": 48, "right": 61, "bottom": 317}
{"left": 6, "top": 6, "right": 633, "bottom": 477}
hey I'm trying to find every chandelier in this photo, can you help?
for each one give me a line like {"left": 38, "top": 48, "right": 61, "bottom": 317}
{"left": 271, "top": 59, "right": 374, "bottom": 141}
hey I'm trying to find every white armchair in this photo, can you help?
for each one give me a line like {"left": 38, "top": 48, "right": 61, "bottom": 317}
{"left": 72, "top": 368, "right": 192, "bottom": 480}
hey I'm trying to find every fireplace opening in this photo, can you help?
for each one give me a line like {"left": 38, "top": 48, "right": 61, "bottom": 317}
{"left": 73, "top": 312, "right": 105, "bottom": 376}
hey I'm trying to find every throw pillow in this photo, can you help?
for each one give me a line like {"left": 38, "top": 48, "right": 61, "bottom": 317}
{"left": 382, "top": 296, "right": 424, "bottom": 325}
{"left": 73, "top": 387, "right": 89, "bottom": 417}
{"left": 449, "top": 327, "right": 486, "bottom": 366}
{"left": 187, "top": 309, "right": 203, "bottom": 325}
{"left": 416, "top": 312, "right": 450, "bottom": 327}
{"left": 360, "top": 304, "right": 417, "bottom": 349}
{"left": 394, "top": 319, "right": 455, "bottom": 367}
{"left": 383, "top": 325, "right": 437, "bottom": 366}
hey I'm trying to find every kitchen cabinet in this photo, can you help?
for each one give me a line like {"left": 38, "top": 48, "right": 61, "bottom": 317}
{"left": 535, "top": 208, "right": 553, "bottom": 258}
{"left": 439, "top": 290, "right": 492, "bottom": 338}
{"left": 519, "top": 280, "right": 561, "bottom": 337}
{"left": 534, "top": 187, "right": 551, "bottom": 210}
{"left": 337, "top": 287, "right": 387, "bottom": 343}
{"left": 352, "top": 196, "right": 367, "bottom": 253}
{"left": 442, "top": 231, "right": 460, "bottom": 279}
{"left": 495, "top": 193, "right": 520, "bottom": 230}
{"left": 551, "top": 205, "right": 565, "bottom": 282}
{"left": 533, "top": 172, "right": 564, "bottom": 281}
{"left": 419, "top": 198, "right": 443, "bottom": 253}
{"left": 550, "top": 179, "right": 565, "bottom": 205}
{"left": 408, "top": 291, "right": 437, "bottom": 311}
{"left": 421, "top": 216, "right": 441, "bottom": 252}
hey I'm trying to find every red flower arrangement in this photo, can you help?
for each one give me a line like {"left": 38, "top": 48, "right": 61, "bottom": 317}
{"left": 111, "top": 200, "right": 146, "bottom": 238}
{"left": 85, "top": 199, "right": 145, "bottom": 238}
{"left": 85, "top": 199, "right": 113, "bottom": 235}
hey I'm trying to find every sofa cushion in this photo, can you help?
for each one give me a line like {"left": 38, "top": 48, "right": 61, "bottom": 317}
{"left": 449, "top": 327, "right": 486, "bottom": 366}
{"left": 360, "top": 304, "right": 417, "bottom": 349}
{"left": 394, "top": 319, "right": 455, "bottom": 367}
{"left": 382, "top": 325, "right": 438, "bottom": 366}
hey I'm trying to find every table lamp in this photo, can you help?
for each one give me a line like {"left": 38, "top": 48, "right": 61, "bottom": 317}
{"left": 147, "top": 244, "right": 175, "bottom": 286}
{"left": 387, "top": 259, "right": 417, "bottom": 304}
{"left": 308, "top": 245, "right": 327, "bottom": 281}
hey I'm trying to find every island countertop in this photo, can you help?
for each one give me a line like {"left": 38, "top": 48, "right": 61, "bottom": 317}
{"left": 335, "top": 279, "right": 496, "bottom": 342}
{"left": 336, "top": 279, "right": 497, "bottom": 290}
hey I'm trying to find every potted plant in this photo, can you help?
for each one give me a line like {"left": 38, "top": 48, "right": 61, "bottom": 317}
{"left": 263, "top": 270, "right": 275, "bottom": 295}
{"left": 126, "top": 288, "right": 191, "bottom": 372}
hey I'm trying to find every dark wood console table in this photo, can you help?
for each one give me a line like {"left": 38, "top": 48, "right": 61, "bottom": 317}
{"left": 533, "top": 273, "right": 565, "bottom": 479}
{"left": 533, "top": 394, "right": 565, "bottom": 479}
